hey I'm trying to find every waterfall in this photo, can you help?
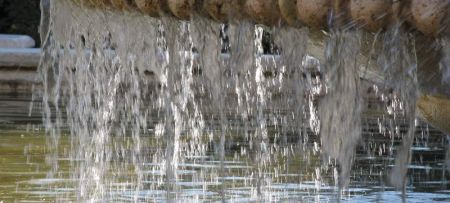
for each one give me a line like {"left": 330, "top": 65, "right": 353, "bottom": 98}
{"left": 36, "top": 0, "right": 448, "bottom": 202}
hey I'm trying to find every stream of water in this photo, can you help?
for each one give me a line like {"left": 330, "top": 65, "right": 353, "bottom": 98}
{"left": 6, "top": 0, "right": 446, "bottom": 202}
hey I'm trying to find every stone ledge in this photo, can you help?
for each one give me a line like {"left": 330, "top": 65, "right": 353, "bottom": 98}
{"left": 0, "top": 69, "right": 40, "bottom": 94}
{"left": 0, "top": 34, "right": 35, "bottom": 48}
{"left": 0, "top": 69, "right": 39, "bottom": 83}
{"left": 0, "top": 48, "right": 41, "bottom": 67}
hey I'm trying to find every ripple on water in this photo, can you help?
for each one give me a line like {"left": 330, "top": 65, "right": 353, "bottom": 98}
{"left": 20, "top": 178, "right": 71, "bottom": 185}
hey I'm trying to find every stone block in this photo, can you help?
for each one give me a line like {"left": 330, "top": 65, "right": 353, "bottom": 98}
{"left": 0, "top": 48, "right": 40, "bottom": 67}
{"left": 0, "top": 34, "right": 35, "bottom": 48}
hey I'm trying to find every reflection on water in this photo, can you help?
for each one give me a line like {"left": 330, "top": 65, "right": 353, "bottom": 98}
{"left": 1, "top": 94, "right": 449, "bottom": 202}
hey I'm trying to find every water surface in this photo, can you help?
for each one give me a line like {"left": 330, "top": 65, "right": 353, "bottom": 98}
{"left": 1, "top": 93, "right": 449, "bottom": 202}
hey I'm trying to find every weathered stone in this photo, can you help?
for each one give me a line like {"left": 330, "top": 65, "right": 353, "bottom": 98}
{"left": 203, "top": 0, "right": 229, "bottom": 22}
{"left": 297, "top": 0, "right": 330, "bottom": 29}
{"left": 244, "top": 0, "right": 284, "bottom": 26}
{"left": 409, "top": 0, "right": 450, "bottom": 37}
{"left": 203, "top": 0, "right": 246, "bottom": 23}
{"left": 110, "top": 0, "right": 138, "bottom": 11}
{"left": 349, "top": 0, "right": 392, "bottom": 32}
{"left": 65, "top": 0, "right": 449, "bottom": 37}
{"left": 278, "top": 0, "right": 301, "bottom": 27}
{"left": 135, "top": 0, "right": 161, "bottom": 17}
{"left": 167, "top": 0, "right": 194, "bottom": 20}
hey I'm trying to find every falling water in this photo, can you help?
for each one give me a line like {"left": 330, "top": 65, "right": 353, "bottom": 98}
{"left": 440, "top": 35, "right": 450, "bottom": 176}
{"left": 40, "top": 1, "right": 161, "bottom": 200}
{"left": 190, "top": 14, "right": 225, "bottom": 198}
{"left": 442, "top": 37, "right": 450, "bottom": 91}
{"left": 378, "top": 26, "right": 418, "bottom": 192}
{"left": 273, "top": 27, "right": 309, "bottom": 148}
{"left": 35, "top": 0, "right": 450, "bottom": 202}
{"left": 320, "top": 30, "right": 363, "bottom": 188}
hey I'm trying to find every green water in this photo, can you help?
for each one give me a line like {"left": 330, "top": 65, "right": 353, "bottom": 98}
{"left": 0, "top": 130, "right": 71, "bottom": 202}
{"left": 1, "top": 93, "right": 450, "bottom": 202}
{"left": 1, "top": 129, "right": 450, "bottom": 202}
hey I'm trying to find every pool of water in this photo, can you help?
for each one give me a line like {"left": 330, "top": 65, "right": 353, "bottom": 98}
{"left": 1, "top": 93, "right": 450, "bottom": 202}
